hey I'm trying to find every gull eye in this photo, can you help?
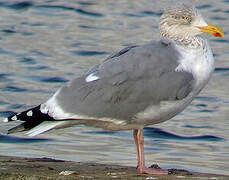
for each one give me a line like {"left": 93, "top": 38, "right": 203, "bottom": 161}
{"left": 182, "top": 16, "right": 190, "bottom": 21}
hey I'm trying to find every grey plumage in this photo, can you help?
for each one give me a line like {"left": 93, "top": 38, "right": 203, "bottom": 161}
{"left": 56, "top": 40, "right": 194, "bottom": 125}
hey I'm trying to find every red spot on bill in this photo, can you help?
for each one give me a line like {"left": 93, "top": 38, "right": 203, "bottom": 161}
{"left": 214, "top": 32, "right": 223, "bottom": 37}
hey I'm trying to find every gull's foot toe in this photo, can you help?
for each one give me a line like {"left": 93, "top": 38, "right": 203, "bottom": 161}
{"left": 137, "top": 166, "right": 168, "bottom": 175}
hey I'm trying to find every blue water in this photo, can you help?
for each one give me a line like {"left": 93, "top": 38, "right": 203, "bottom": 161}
{"left": 0, "top": 134, "right": 50, "bottom": 144}
{"left": 0, "top": 0, "right": 228, "bottom": 175}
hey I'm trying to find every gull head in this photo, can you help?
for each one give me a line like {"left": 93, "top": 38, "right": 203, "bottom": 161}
{"left": 159, "top": 4, "right": 224, "bottom": 39}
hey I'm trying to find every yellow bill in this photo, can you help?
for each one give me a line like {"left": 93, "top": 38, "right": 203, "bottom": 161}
{"left": 197, "top": 24, "right": 224, "bottom": 37}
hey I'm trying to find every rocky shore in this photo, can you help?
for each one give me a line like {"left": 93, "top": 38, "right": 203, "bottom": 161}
{"left": 0, "top": 155, "right": 228, "bottom": 180}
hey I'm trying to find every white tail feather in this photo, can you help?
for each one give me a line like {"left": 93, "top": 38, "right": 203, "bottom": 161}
{"left": 26, "top": 121, "right": 67, "bottom": 136}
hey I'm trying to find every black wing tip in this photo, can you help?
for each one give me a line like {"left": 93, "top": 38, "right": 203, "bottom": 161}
{"left": 6, "top": 105, "right": 57, "bottom": 134}
{"left": 5, "top": 114, "right": 18, "bottom": 122}
{"left": 7, "top": 122, "right": 26, "bottom": 134}
{"left": 6, "top": 105, "right": 42, "bottom": 122}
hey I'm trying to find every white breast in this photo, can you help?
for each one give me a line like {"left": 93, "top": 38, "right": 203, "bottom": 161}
{"left": 175, "top": 40, "right": 214, "bottom": 89}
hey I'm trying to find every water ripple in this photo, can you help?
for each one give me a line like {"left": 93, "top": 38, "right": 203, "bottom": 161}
{"left": 0, "top": 48, "right": 13, "bottom": 55}
{"left": 215, "top": 67, "right": 229, "bottom": 76}
{"left": 122, "top": 13, "right": 143, "bottom": 18}
{"left": 212, "top": 9, "right": 222, "bottom": 13}
{"left": 0, "top": 48, "right": 23, "bottom": 57}
{"left": 196, "top": 4, "right": 212, "bottom": 9}
{"left": 194, "top": 103, "right": 217, "bottom": 113}
{"left": 28, "top": 65, "right": 49, "bottom": 71}
{"left": 79, "top": 25, "right": 96, "bottom": 29}
{"left": 71, "top": 42, "right": 85, "bottom": 47}
{"left": 184, "top": 125, "right": 213, "bottom": 129}
{"left": 211, "top": 16, "right": 227, "bottom": 21}
{"left": 21, "top": 31, "right": 34, "bottom": 36}
{"left": 82, "top": 130, "right": 117, "bottom": 135}
{"left": 26, "top": 76, "right": 68, "bottom": 83}
{"left": 36, "top": 5, "right": 104, "bottom": 17}
{"left": 0, "top": 111, "right": 16, "bottom": 118}
{"left": 1, "top": 29, "right": 17, "bottom": 34}
{"left": 71, "top": 50, "right": 108, "bottom": 56}
{"left": 197, "top": 109, "right": 215, "bottom": 113}
{"left": 212, "top": 39, "right": 229, "bottom": 44}
{"left": 215, "top": 67, "right": 229, "bottom": 73}
{"left": 195, "top": 103, "right": 207, "bottom": 108}
{"left": 76, "top": 2, "right": 96, "bottom": 6}
{"left": 8, "top": 104, "right": 25, "bottom": 110}
{"left": 0, "top": 1, "right": 34, "bottom": 10}
{"left": 0, "top": 134, "right": 50, "bottom": 143}
{"left": 196, "top": 96, "right": 221, "bottom": 103}
{"left": 140, "top": 10, "right": 162, "bottom": 17}
{"left": 30, "top": 50, "right": 52, "bottom": 58}
{"left": 21, "top": 22, "right": 45, "bottom": 27}
{"left": 144, "top": 127, "right": 224, "bottom": 142}
{"left": 3, "top": 86, "right": 27, "bottom": 93}
{"left": 19, "top": 57, "right": 37, "bottom": 65}
{"left": 0, "top": 73, "right": 11, "bottom": 81}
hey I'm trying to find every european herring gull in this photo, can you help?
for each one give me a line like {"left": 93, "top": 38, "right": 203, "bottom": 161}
{"left": 4, "top": 4, "right": 223, "bottom": 175}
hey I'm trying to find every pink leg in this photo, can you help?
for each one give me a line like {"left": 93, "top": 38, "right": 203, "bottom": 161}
{"left": 133, "top": 129, "right": 168, "bottom": 175}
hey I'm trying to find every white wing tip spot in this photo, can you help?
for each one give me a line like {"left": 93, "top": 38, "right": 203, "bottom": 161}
{"left": 27, "top": 110, "right": 33, "bottom": 117}
{"left": 3, "top": 118, "right": 8, "bottom": 122}
{"left": 85, "top": 72, "right": 99, "bottom": 82}
{"left": 11, "top": 115, "right": 17, "bottom": 121}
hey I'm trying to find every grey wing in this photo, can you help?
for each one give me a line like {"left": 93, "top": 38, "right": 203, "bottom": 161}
{"left": 85, "top": 45, "right": 138, "bottom": 76}
{"left": 55, "top": 41, "right": 194, "bottom": 120}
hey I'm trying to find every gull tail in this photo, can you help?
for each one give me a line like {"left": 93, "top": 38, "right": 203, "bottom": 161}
{"left": 5, "top": 105, "right": 58, "bottom": 135}
{"left": 4, "top": 105, "right": 81, "bottom": 136}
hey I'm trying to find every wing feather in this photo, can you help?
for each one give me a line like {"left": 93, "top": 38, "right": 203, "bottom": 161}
{"left": 54, "top": 40, "right": 194, "bottom": 120}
